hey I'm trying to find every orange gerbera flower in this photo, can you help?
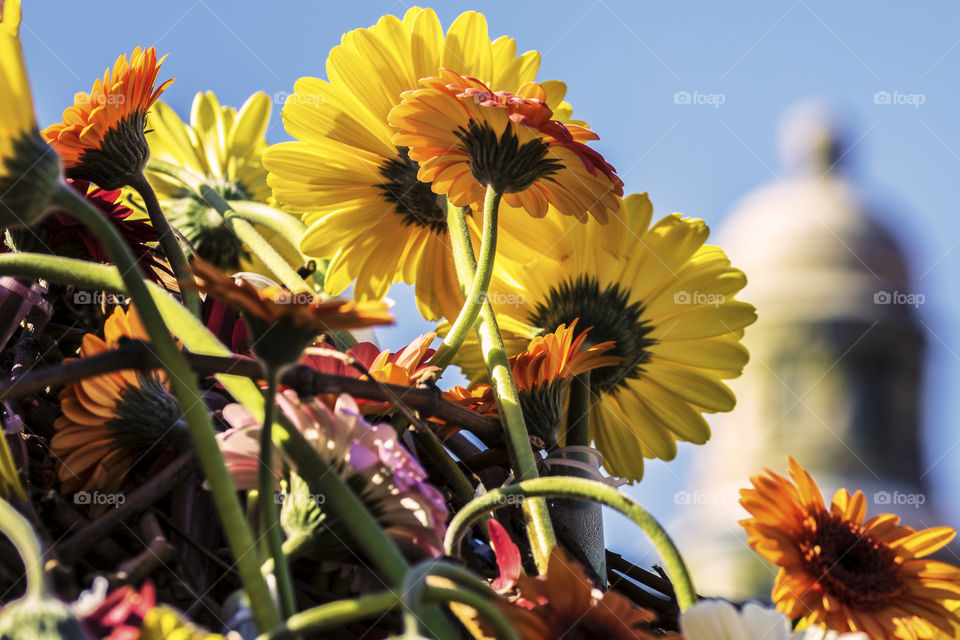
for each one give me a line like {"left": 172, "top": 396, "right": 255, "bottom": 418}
{"left": 302, "top": 333, "right": 438, "bottom": 413}
{"left": 445, "top": 321, "right": 620, "bottom": 446}
{"left": 51, "top": 307, "right": 181, "bottom": 499}
{"left": 184, "top": 258, "right": 393, "bottom": 367}
{"left": 389, "top": 69, "right": 623, "bottom": 223}
{"left": 740, "top": 457, "right": 960, "bottom": 639}
{"left": 495, "top": 547, "right": 656, "bottom": 639}
{"left": 42, "top": 47, "right": 173, "bottom": 188}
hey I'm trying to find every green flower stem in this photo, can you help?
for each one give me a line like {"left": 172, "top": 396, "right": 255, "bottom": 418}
{"left": 259, "top": 367, "right": 296, "bottom": 618}
{"left": 444, "top": 476, "right": 698, "bottom": 611}
{"left": 440, "top": 199, "right": 557, "bottom": 574}
{"left": 430, "top": 187, "right": 501, "bottom": 369}
{"left": 0, "top": 499, "right": 46, "bottom": 599}
{"left": 401, "top": 561, "right": 518, "bottom": 640}
{"left": 564, "top": 371, "right": 592, "bottom": 450}
{"left": 272, "top": 419, "right": 459, "bottom": 638}
{"left": 200, "top": 188, "right": 357, "bottom": 350}
{"left": 226, "top": 200, "right": 307, "bottom": 254}
{"left": 199, "top": 186, "right": 310, "bottom": 294}
{"left": 127, "top": 172, "right": 202, "bottom": 318}
{"left": 271, "top": 419, "right": 407, "bottom": 584}
{"left": 0, "top": 253, "right": 265, "bottom": 421}
{"left": 262, "top": 585, "right": 517, "bottom": 640}
{"left": 50, "top": 185, "right": 280, "bottom": 632}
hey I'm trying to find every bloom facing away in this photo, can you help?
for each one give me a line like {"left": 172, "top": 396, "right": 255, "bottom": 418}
{"left": 389, "top": 69, "right": 623, "bottom": 222}
{"left": 144, "top": 91, "right": 302, "bottom": 272}
{"left": 454, "top": 193, "right": 756, "bottom": 481}
{"left": 680, "top": 600, "right": 868, "bottom": 640}
{"left": 51, "top": 306, "right": 182, "bottom": 497}
{"left": 0, "top": 0, "right": 60, "bottom": 230}
{"left": 42, "top": 46, "right": 173, "bottom": 189}
{"left": 220, "top": 391, "right": 448, "bottom": 559}
{"left": 740, "top": 458, "right": 960, "bottom": 639}
{"left": 446, "top": 320, "right": 621, "bottom": 447}
{"left": 185, "top": 257, "right": 393, "bottom": 367}
{"left": 262, "top": 8, "right": 577, "bottom": 320}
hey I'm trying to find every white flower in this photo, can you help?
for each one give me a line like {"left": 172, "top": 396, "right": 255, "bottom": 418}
{"left": 680, "top": 600, "right": 870, "bottom": 640}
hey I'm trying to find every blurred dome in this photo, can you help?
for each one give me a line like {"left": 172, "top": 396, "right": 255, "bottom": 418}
{"left": 720, "top": 100, "right": 912, "bottom": 327}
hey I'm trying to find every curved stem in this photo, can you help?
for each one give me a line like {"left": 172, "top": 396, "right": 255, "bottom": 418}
{"left": 0, "top": 499, "right": 46, "bottom": 599}
{"left": 440, "top": 199, "right": 557, "bottom": 574}
{"left": 226, "top": 200, "right": 307, "bottom": 253}
{"left": 444, "top": 476, "right": 698, "bottom": 610}
{"left": 262, "top": 585, "right": 516, "bottom": 640}
{"left": 52, "top": 184, "right": 280, "bottom": 632}
{"left": 259, "top": 367, "right": 296, "bottom": 618}
{"left": 128, "top": 172, "right": 201, "bottom": 317}
{"left": 430, "top": 186, "right": 501, "bottom": 369}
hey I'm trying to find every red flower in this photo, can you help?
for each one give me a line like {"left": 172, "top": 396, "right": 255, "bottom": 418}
{"left": 82, "top": 582, "right": 155, "bottom": 640}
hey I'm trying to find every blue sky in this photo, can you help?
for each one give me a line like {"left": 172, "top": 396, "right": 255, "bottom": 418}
{"left": 21, "top": 1, "right": 960, "bottom": 560}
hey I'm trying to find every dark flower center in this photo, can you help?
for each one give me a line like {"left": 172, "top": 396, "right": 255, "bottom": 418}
{"left": 455, "top": 120, "right": 561, "bottom": 194}
{"left": 108, "top": 371, "right": 184, "bottom": 456}
{"left": 802, "top": 513, "right": 904, "bottom": 611}
{"left": 528, "top": 276, "right": 655, "bottom": 394}
{"left": 377, "top": 147, "right": 447, "bottom": 233}
{"left": 167, "top": 180, "right": 252, "bottom": 271}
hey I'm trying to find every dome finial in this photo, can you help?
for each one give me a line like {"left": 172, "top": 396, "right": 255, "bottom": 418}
{"left": 778, "top": 99, "right": 848, "bottom": 176}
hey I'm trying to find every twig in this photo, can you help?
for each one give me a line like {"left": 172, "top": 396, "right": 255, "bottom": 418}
{"left": 0, "top": 341, "right": 502, "bottom": 441}
{"left": 56, "top": 450, "right": 199, "bottom": 565}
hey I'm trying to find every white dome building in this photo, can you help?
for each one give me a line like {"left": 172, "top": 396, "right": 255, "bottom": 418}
{"left": 674, "top": 101, "right": 932, "bottom": 599}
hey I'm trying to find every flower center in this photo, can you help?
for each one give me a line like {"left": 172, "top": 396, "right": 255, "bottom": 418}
{"left": 377, "top": 147, "right": 447, "bottom": 233}
{"left": 528, "top": 276, "right": 655, "bottom": 394}
{"left": 455, "top": 120, "right": 562, "bottom": 193}
{"left": 802, "top": 513, "right": 904, "bottom": 610}
{"left": 107, "top": 372, "right": 185, "bottom": 456}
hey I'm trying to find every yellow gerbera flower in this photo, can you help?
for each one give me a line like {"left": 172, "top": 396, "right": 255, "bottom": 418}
{"left": 389, "top": 70, "right": 623, "bottom": 222}
{"left": 42, "top": 46, "right": 173, "bottom": 189}
{"left": 0, "top": 0, "right": 60, "bottom": 230}
{"left": 741, "top": 458, "right": 960, "bottom": 639}
{"left": 144, "top": 91, "right": 302, "bottom": 272}
{"left": 51, "top": 306, "right": 181, "bottom": 497}
{"left": 453, "top": 193, "right": 756, "bottom": 481}
{"left": 262, "top": 8, "right": 577, "bottom": 320}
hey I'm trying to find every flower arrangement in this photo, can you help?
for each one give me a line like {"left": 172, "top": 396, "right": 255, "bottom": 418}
{"left": 0, "top": 3, "right": 954, "bottom": 639}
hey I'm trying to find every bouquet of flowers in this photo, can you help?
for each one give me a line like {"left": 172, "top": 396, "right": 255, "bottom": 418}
{"left": 0, "top": 3, "right": 956, "bottom": 638}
